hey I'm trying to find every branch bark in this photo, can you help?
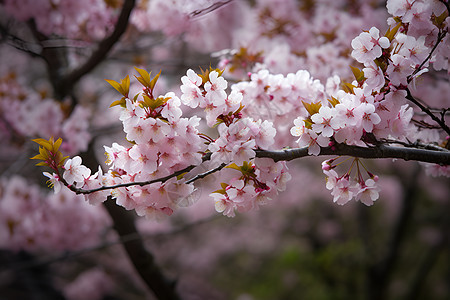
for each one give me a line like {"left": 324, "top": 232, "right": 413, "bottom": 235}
{"left": 80, "top": 143, "right": 181, "bottom": 300}
{"left": 255, "top": 143, "right": 450, "bottom": 165}
{"left": 406, "top": 88, "right": 450, "bottom": 137}
{"left": 70, "top": 143, "right": 449, "bottom": 195}
{"left": 366, "top": 165, "right": 421, "bottom": 300}
{"left": 103, "top": 198, "right": 181, "bottom": 300}
{"left": 27, "top": 0, "right": 136, "bottom": 99}
{"left": 59, "top": 0, "right": 136, "bottom": 91}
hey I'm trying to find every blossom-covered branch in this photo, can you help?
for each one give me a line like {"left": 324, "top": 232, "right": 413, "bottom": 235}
{"left": 29, "top": 0, "right": 450, "bottom": 218}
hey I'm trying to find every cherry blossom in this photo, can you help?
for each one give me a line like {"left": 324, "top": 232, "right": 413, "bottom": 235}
{"left": 311, "top": 106, "right": 335, "bottom": 137}
{"left": 43, "top": 172, "right": 63, "bottom": 194}
{"left": 351, "top": 27, "right": 390, "bottom": 64}
{"left": 355, "top": 178, "right": 380, "bottom": 206}
{"left": 296, "top": 129, "right": 329, "bottom": 156}
{"left": 331, "top": 177, "right": 354, "bottom": 205}
{"left": 63, "top": 156, "right": 91, "bottom": 187}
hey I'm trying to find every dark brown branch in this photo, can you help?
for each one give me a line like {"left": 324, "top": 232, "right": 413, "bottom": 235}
{"left": 255, "top": 143, "right": 450, "bottom": 165}
{"left": 409, "top": 29, "right": 447, "bottom": 80}
{"left": 405, "top": 237, "right": 446, "bottom": 300}
{"left": 71, "top": 164, "right": 198, "bottom": 194}
{"left": 79, "top": 142, "right": 180, "bottom": 300}
{"left": 103, "top": 198, "right": 180, "bottom": 300}
{"left": 406, "top": 88, "right": 450, "bottom": 136}
{"left": 366, "top": 165, "right": 421, "bottom": 300}
{"left": 70, "top": 143, "right": 450, "bottom": 195}
{"left": 0, "top": 21, "right": 42, "bottom": 58}
{"left": 185, "top": 163, "right": 226, "bottom": 184}
{"left": 190, "top": 0, "right": 234, "bottom": 17}
{"left": 56, "top": 0, "right": 136, "bottom": 96}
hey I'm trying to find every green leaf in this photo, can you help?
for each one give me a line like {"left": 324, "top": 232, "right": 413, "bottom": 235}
{"left": 350, "top": 66, "right": 365, "bottom": 83}
{"left": 105, "top": 79, "right": 125, "bottom": 95}
{"left": 134, "top": 67, "right": 151, "bottom": 88}
{"left": 302, "top": 101, "right": 322, "bottom": 116}
{"left": 150, "top": 70, "right": 161, "bottom": 91}
{"left": 110, "top": 96, "right": 127, "bottom": 108}
{"left": 30, "top": 153, "right": 46, "bottom": 160}
{"left": 328, "top": 97, "right": 340, "bottom": 107}
{"left": 225, "top": 163, "right": 241, "bottom": 171}
{"left": 53, "top": 138, "right": 63, "bottom": 152}
{"left": 341, "top": 82, "right": 355, "bottom": 94}
{"left": 385, "top": 22, "right": 402, "bottom": 42}
{"left": 32, "top": 138, "right": 53, "bottom": 151}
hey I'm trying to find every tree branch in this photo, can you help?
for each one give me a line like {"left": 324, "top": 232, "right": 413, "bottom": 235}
{"left": 0, "top": 21, "right": 42, "bottom": 58}
{"left": 405, "top": 88, "right": 450, "bottom": 136}
{"left": 409, "top": 29, "right": 447, "bottom": 80}
{"left": 366, "top": 165, "right": 421, "bottom": 300}
{"left": 70, "top": 143, "right": 449, "bottom": 195}
{"left": 78, "top": 142, "right": 180, "bottom": 300}
{"left": 190, "top": 0, "right": 234, "bottom": 17}
{"left": 103, "top": 198, "right": 181, "bottom": 300}
{"left": 255, "top": 143, "right": 450, "bottom": 165}
{"left": 56, "top": 0, "right": 136, "bottom": 96}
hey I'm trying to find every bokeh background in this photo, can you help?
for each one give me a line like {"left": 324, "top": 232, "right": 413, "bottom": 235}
{"left": 0, "top": 0, "right": 448, "bottom": 299}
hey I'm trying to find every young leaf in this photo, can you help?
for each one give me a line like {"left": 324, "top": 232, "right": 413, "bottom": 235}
{"left": 149, "top": 70, "right": 161, "bottom": 91}
{"left": 302, "top": 101, "right": 322, "bottom": 116}
{"left": 134, "top": 67, "right": 151, "bottom": 88}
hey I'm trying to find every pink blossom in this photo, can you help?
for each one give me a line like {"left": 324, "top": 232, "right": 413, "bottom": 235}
{"left": 204, "top": 71, "right": 228, "bottom": 103}
{"left": 253, "top": 119, "right": 276, "bottom": 149}
{"left": 123, "top": 116, "right": 153, "bottom": 144}
{"left": 296, "top": 129, "right": 329, "bottom": 156}
{"left": 82, "top": 167, "right": 109, "bottom": 205}
{"left": 128, "top": 143, "right": 158, "bottom": 174}
{"left": 355, "top": 178, "right": 380, "bottom": 206}
{"left": 351, "top": 27, "right": 390, "bottom": 64}
{"left": 363, "top": 62, "right": 386, "bottom": 92}
{"left": 180, "top": 69, "right": 203, "bottom": 108}
{"left": 161, "top": 92, "right": 182, "bottom": 122}
{"left": 43, "top": 172, "right": 63, "bottom": 194}
{"left": 63, "top": 156, "right": 91, "bottom": 187}
{"left": 331, "top": 177, "right": 354, "bottom": 205}
{"left": 386, "top": 0, "right": 415, "bottom": 18}
{"left": 311, "top": 106, "right": 335, "bottom": 137}
{"left": 360, "top": 103, "right": 381, "bottom": 132}
{"left": 290, "top": 117, "right": 306, "bottom": 137}
{"left": 211, "top": 193, "right": 236, "bottom": 217}
{"left": 330, "top": 95, "right": 364, "bottom": 129}
{"left": 386, "top": 54, "right": 414, "bottom": 86}
{"left": 397, "top": 34, "right": 429, "bottom": 66}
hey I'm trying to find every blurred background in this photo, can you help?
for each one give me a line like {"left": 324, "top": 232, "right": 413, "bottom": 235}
{"left": 0, "top": 0, "right": 448, "bottom": 299}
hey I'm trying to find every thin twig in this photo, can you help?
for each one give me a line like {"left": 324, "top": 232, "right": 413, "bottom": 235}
{"left": 409, "top": 30, "right": 447, "bottom": 80}
{"left": 185, "top": 163, "right": 227, "bottom": 184}
{"left": 406, "top": 88, "right": 450, "bottom": 136}
{"left": 190, "top": 0, "right": 234, "bottom": 17}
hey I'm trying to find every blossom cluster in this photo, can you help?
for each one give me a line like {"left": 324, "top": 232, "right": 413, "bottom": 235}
{"left": 180, "top": 68, "right": 292, "bottom": 216}
{"left": 33, "top": 68, "right": 293, "bottom": 219}
{"left": 285, "top": 0, "right": 450, "bottom": 204}
{"left": 210, "top": 159, "right": 291, "bottom": 217}
{"left": 58, "top": 69, "right": 206, "bottom": 219}
{"left": 28, "top": 0, "right": 450, "bottom": 216}
{"left": 322, "top": 158, "right": 380, "bottom": 206}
